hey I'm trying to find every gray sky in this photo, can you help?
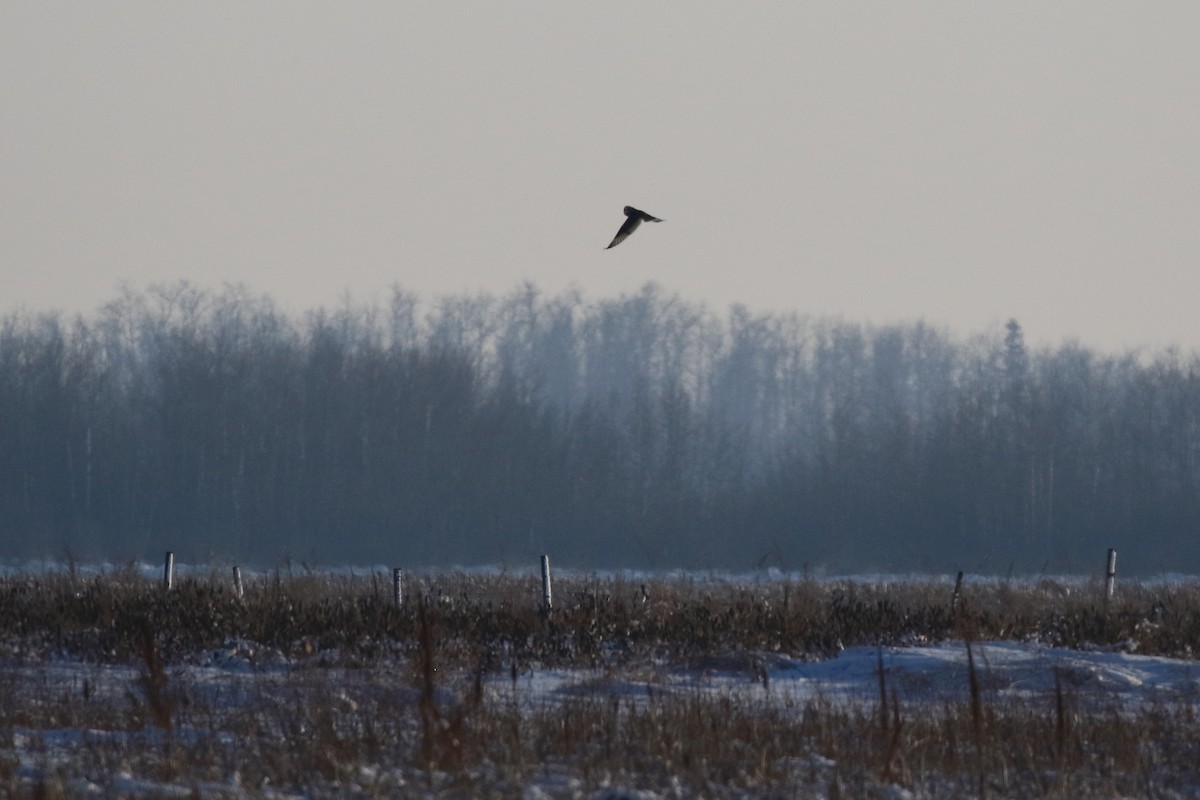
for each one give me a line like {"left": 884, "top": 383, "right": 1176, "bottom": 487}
{"left": 4, "top": 2, "right": 1199, "bottom": 352}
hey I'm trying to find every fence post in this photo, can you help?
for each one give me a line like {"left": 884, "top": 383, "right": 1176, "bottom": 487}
{"left": 162, "top": 551, "right": 174, "bottom": 592}
{"left": 1104, "top": 548, "right": 1117, "bottom": 606}
{"left": 951, "top": 570, "right": 965, "bottom": 613}
{"left": 392, "top": 568, "right": 404, "bottom": 607}
{"left": 232, "top": 565, "right": 244, "bottom": 599}
{"left": 540, "top": 554, "right": 552, "bottom": 612}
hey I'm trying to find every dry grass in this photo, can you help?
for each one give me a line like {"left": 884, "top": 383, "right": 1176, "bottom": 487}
{"left": 1, "top": 568, "right": 1199, "bottom": 797}
{"left": 3, "top": 568, "right": 1197, "bottom": 665}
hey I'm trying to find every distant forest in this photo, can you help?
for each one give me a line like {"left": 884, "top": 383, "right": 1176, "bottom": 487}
{"left": 2, "top": 282, "right": 1198, "bottom": 574}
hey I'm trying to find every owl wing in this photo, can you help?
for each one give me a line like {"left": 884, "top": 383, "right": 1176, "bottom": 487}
{"left": 606, "top": 215, "right": 643, "bottom": 249}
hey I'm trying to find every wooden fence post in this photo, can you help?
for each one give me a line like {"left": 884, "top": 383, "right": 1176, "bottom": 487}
{"left": 162, "top": 551, "right": 174, "bottom": 591}
{"left": 1104, "top": 548, "right": 1117, "bottom": 606}
{"left": 951, "top": 570, "right": 965, "bottom": 613}
{"left": 540, "top": 554, "right": 552, "bottom": 612}
{"left": 232, "top": 565, "right": 244, "bottom": 599}
{"left": 392, "top": 568, "right": 404, "bottom": 607}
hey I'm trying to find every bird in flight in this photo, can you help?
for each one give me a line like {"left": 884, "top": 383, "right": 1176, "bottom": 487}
{"left": 606, "top": 206, "right": 663, "bottom": 249}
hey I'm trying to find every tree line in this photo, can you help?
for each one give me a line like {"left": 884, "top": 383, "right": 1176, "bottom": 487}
{"left": 1, "top": 281, "right": 1197, "bottom": 574}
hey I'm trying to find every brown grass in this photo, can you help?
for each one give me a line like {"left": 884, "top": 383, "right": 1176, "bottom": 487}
{"left": 5, "top": 568, "right": 1198, "bottom": 665}
{"left": 0, "top": 567, "right": 1198, "bottom": 797}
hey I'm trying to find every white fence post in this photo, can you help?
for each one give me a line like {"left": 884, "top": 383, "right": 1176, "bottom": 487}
{"left": 540, "top": 554, "right": 552, "bottom": 612}
{"left": 163, "top": 551, "right": 174, "bottom": 591}
{"left": 232, "top": 565, "right": 244, "bottom": 599}
{"left": 392, "top": 568, "right": 404, "bottom": 607}
{"left": 1104, "top": 548, "right": 1117, "bottom": 605}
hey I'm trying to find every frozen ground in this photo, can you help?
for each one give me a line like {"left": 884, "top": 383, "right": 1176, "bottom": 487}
{"left": 3, "top": 563, "right": 1199, "bottom": 797}
{"left": 3, "top": 639, "right": 1199, "bottom": 797}
{"left": 537, "top": 639, "right": 1200, "bottom": 711}
{"left": 10, "top": 637, "right": 1198, "bottom": 713}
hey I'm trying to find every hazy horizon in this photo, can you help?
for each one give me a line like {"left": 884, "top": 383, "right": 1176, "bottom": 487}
{"left": 5, "top": 3, "right": 1200, "bottom": 353}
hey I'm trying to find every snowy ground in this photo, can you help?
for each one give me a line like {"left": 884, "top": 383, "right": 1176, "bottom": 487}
{"left": 3, "top": 639, "right": 1199, "bottom": 797}
{"left": 3, "top": 563, "right": 1200, "bottom": 797}
{"left": 12, "top": 637, "right": 1199, "bottom": 713}
{"left": 536, "top": 639, "right": 1200, "bottom": 711}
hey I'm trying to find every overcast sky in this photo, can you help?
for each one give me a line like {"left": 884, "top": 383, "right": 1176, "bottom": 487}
{"left": 4, "top": 2, "right": 1199, "bottom": 352}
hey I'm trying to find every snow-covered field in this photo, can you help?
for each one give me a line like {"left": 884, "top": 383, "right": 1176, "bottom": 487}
{"left": 3, "top": 564, "right": 1199, "bottom": 798}
{"left": 4, "top": 640, "right": 1199, "bottom": 798}
{"left": 544, "top": 639, "right": 1200, "bottom": 710}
